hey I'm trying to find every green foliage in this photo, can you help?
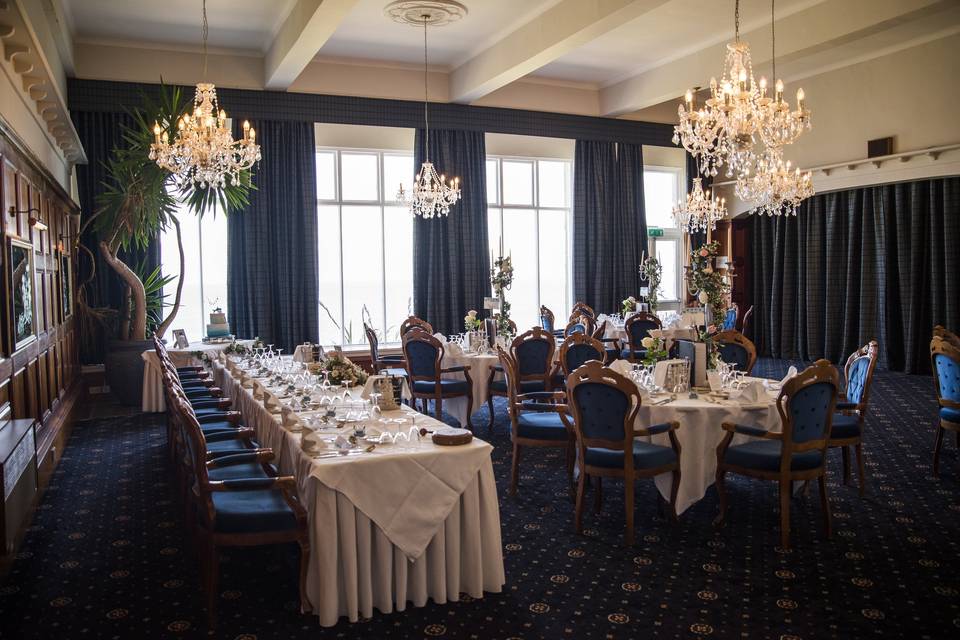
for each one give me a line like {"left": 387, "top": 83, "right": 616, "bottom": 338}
{"left": 133, "top": 259, "right": 175, "bottom": 337}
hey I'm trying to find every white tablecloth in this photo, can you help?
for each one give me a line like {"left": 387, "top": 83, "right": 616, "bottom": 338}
{"left": 440, "top": 351, "right": 499, "bottom": 427}
{"left": 141, "top": 341, "right": 250, "bottom": 412}
{"left": 634, "top": 381, "right": 781, "bottom": 514}
{"left": 212, "top": 356, "right": 505, "bottom": 627}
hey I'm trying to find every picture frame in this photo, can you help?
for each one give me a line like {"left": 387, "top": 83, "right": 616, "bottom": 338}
{"left": 172, "top": 329, "right": 189, "bottom": 349}
{"left": 9, "top": 238, "right": 36, "bottom": 350}
{"left": 60, "top": 252, "right": 72, "bottom": 320}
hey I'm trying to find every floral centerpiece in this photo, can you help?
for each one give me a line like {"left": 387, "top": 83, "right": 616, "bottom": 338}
{"left": 317, "top": 353, "right": 368, "bottom": 387}
{"left": 640, "top": 336, "right": 668, "bottom": 366}
{"left": 464, "top": 309, "right": 482, "bottom": 332}
{"left": 639, "top": 255, "right": 663, "bottom": 313}
{"left": 687, "top": 240, "right": 730, "bottom": 326}
{"left": 192, "top": 336, "right": 263, "bottom": 365}
{"left": 491, "top": 254, "right": 514, "bottom": 337}
{"left": 621, "top": 296, "right": 638, "bottom": 316}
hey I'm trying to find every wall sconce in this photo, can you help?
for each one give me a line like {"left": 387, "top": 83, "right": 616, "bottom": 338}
{"left": 7, "top": 205, "right": 48, "bottom": 231}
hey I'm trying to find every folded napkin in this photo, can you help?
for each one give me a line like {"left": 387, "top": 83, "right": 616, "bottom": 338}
{"left": 610, "top": 359, "right": 633, "bottom": 377}
{"left": 301, "top": 427, "right": 327, "bottom": 454}
{"left": 708, "top": 371, "right": 723, "bottom": 392}
{"left": 738, "top": 381, "right": 768, "bottom": 404}
{"left": 445, "top": 341, "right": 463, "bottom": 356}
{"left": 432, "top": 332, "right": 448, "bottom": 344}
{"left": 281, "top": 405, "right": 302, "bottom": 429}
{"left": 781, "top": 366, "right": 798, "bottom": 384}
{"left": 251, "top": 379, "right": 266, "bottom": 401}
{"left": 764, "top": 365, "right": 798, "bottom": 390}
{"left": 264, "top": 392, "right": 282, "bottom": 413}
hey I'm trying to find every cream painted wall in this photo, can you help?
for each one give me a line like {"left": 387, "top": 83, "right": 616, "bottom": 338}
{"left": 315, "top": 123, "right": 414, "bottom": 151}
{"left": 486, "top": 133, "right": 574, "bottom": 158}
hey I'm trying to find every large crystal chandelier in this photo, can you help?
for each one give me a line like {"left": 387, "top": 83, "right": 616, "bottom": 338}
{"left": 149, "top": 0, "right": 260, "bottom": 188}
{"left": 672, "top": 177, "right": 727, "bottom": 233}
{"left": 396, "top": 10, "right": 461, "bottom": 219}
{"left": 735, "top": 149, "right": 813, "bottom": 216}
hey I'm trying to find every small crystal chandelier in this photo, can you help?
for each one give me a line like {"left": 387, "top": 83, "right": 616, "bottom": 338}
{"left": 396, "top": 11, "right": 461, "bottom": 219}
{"left": 149, "top": 0, "right": 260, "bottom": 188}
{"left": 735, "top": 149, "right": 813, "bottom": 216}
{"left": 672, "top": 177, "right": 727, "bottom": 233}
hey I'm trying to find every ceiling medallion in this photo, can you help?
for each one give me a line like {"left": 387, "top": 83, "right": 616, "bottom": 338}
{"left": 384, "top": 0, "right": 468, "bottom": 27}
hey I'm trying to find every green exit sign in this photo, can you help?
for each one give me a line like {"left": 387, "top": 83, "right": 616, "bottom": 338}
{"left": 648, "top": 227, "right": 664, "bottom": 237}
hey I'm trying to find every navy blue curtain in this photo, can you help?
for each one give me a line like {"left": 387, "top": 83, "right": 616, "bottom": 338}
{"left": 227, "top": 119, "right": 318, "bottom": 351}
{"left": 752, "top": 176, "right": 960, "bottom": 373}
{"left": 72, "top": 110, "right": 160, "bottom": 362}
{"left": 412, "top": 128, "right": 490, "bottom": 336}
{"left": 573, "top": 141, "right": 648, "bottom": 314}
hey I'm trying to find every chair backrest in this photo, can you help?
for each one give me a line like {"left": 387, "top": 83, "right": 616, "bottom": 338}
{"left": 566, "top": 361, "right": 641, "bottom": 459}
{"left": 559, "top": 333, "right": 605, "bottom": 376}
{"left": 775, "top": 359, "right": 838, "bottom": 454}
{"left": 564, "top": 315, "right": 594, "bottom": 337}
{"left": 934, "top": 325, "right": 960, "bottom": 350}
{"left": 569, "top": 302, "right": 595, "bottom": 322}
{"left": 364, "top": 323, "right": 381, "bottom": 362}
{"left": 402, "top": 330, "right": 443, "bottom": 382}
{"left": 740, "top": 305, "right": 754, "bottom": 338}
{"left": 591, "top": 320, "right": 607, "bottom": 341}
{"left": 511, "top": 327, "right": 555, "bottom": 380}
{"left": 624, "top": 312, "right": 662, "bottom": 352}
{"left": 722, "top": 304, "right": 738, "bottom": 331}
{"left": 713, "top": 330, "right": 757, "bottom": 374}
{"left": 496, "top": 347, "right": 522, "bottom": 422}
{"left": 843, "top": 340, "right": 879, "bottom": 411}
{"left": 540, "top": 305, "right": 555, "bottom": 333}
{"left": 931, "top": 336, "right": 960, "bottom": 406}
{"left": 400, "top": 316, "right": 433, "bottom": 336}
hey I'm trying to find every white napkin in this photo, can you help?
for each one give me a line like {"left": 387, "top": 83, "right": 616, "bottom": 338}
{"left": 432, "top": 332, "right": 447, "bottom": 343}
{"left": 764, "top": 366, "right": 798, "bottom": 390}
{"left": 264, "top": 392, "right": 282, "bottom": 413}
{"left": 281, "top": 405, "right": 302, "bottom": 429}
{"left": 781, "top": 366, "right": 798, "bottom": 384}
{"left": 610, "top": 359, "right": 633, "bottom": 377}
{"left": 301, "top": 427, "right": 326, "bottom": 454}
{"left": 445, "top": 342, "right": 463, "bottom": 356}
{"left": 707, "top": 371, "right": 723, "bottom": 392}
{"left": 737, "top": 381, "right": 770, "bottom": 408}
{"left": 251, "top": 379, "right": 265, "bottom": 401}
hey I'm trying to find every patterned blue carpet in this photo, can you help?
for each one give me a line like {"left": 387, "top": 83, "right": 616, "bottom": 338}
{"left": 2, "top": 358, "right": 959, "bottom": 639}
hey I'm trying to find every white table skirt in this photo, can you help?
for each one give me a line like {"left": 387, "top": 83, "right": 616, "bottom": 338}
{"left": 440, "top": 352, "right": 499, "bottom": 427}
{"left": 212, "top": 360, "right": 506, "bottom": 627}
{"left": 141, "top": 341, "right": 250, "bottom": 412}
{"left": 635, "top": 392, "right": 781, "bottom": 514}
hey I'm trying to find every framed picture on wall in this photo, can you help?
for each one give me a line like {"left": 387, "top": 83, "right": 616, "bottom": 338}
{"left": 60, "top": 252, "right": 72, "bottom": 319}
{"left": 172, "top": 329, "right": 189, "bottom": 349}
{"left": 9, "top": 238, "right": 36, "bottom": 350}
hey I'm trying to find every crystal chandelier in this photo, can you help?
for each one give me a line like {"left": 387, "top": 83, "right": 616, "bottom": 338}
{"left": 755, "top": 0, "right": 810, "bottom": 149}
{"left": 396, "top": 12, "right": 461, "bottom": 219}
{"left": 735, "top": 149, "right": 813, "bottom": 216}
{"left": 149, "top": 0, "right": 260, "bottom": 188}
{"left": 671, "top": 177, "right": 727, "bottom": 233}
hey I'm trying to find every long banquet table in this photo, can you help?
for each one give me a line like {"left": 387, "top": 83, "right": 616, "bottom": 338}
{"left": 211, "top": 355, "right": 505, "bottom": 627}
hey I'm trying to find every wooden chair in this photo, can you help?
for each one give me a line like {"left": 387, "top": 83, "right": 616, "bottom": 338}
{"left": 402, "top": 330, "right": 473, "bottom": 428}
{"left": 713, "top": 330, "right": 758, "bottom": 374}
{"left": 364, "top": 322, "right": 406, "bottom": 377}
{"left": 498, "top": 347, "right": 574, "bottom": 496}
{"left": 828, "top": 340, "right": 879, "bottom": 495}
{"left": 931, "top": 335, "right": 960, "bottom": 477}
{"left": 566, "top": 361, "right": 681, "bottom": 545}
{"left": 400, "top": 316, "right": 433, "bottom": 336}
{"left": 621, "top": 312, "right": 662, "bottom": 362}
{"left": 540, "top": 305, "right": 558, "bottom": 334}
{"left": 934, "top": 325, "right": 960, "bottom": 350}
{"left": 172, "top": 396, "right": 309, "bottom": 628}
{"left": 487, "top": 327, "right": 556, "bottom": 429}
{"left": 557, "top": 332, "right": 606, "bottom": 377}
{"left": 714, "top": 359, "right": 839, "bottom": 550}
{"left": 740, "top": 305, "right": 754, "bottom": 339}
{"left": 564, "top": 315, "right": 595, "bottom": 338}
{"left": 569, "top": 302, "right": 596, "bottom": 323}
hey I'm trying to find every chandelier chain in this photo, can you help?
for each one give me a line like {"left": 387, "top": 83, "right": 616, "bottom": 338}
{"left": 771, "top": 0, "right": 776, "bottom": 83}
{"left": 201, "top": 0, "right": 209, "bottom": 79}
{"left": 423, "top": 15, "right": 429, "bottom": 160}
{"left": 734, "top": 0, "right": 740, "bottom": 42}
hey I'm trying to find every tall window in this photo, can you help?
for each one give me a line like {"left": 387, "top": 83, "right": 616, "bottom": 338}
{"left": 160, "top": 205, "right": 229, "bottom": 341}
{"left": 643, "top": 166, "right": 684, "bottom": 307}
{"left": 316, "top": 149, "right": 414, "bottom": 346}
{"left": 486, "top": 157, "right": 572, "bottom": 329}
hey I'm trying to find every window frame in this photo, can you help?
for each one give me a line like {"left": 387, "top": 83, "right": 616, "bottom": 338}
{"left": 643, "top": 164, "right": 685, "bottom": 308}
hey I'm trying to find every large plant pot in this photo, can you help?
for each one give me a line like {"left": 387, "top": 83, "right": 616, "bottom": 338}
{"left": 104, "top": 339, "right": 152, "bottom": 406}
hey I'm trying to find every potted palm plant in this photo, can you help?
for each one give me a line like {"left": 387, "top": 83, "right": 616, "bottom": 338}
{"left": 79, "top": 83, "right": 255, "bottom": 404}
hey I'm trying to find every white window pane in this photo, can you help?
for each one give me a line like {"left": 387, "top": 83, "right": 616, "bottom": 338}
{"left": 384, "top": 154, "right": 414, "bottom": 205}
{"left": 340, "top": 153, "right": 379, "bottom": 201}
{"left": 316, "top": 151, "right": 336, "bottom": 200}
{"left": 487, "top": 207, "right": 502, "bottom": 261}
{"left": 538, "top": 160, "right": 568, "bottom": 208}
{"left": 341, "top": 205, "right": 382, "bottom": 345}
{"left": 643, "top": 170, "right": 678, "bottom": 229}
{"left": 317, "top": 204, "right": 343, "bottom": 345}
{"left": 655, "top": 239, "right": 679, "bottom": 301}
{"left": 502, "top": 160, "right": 533, "bottom": 206}
{"left": 162, "top": 212, "right": 203, "bottom": 340}
{"left": 502, "top": 208, "right": 538, "bottom": 330}
{"left": 486, "top": 159, "right": 498, "bottom": 205}
{"left": 199, "top": 212, "right": 229, "bottom": 328}
{"left": 538, "top": 209, "right": 568, "bottom": 319}
{"left": 383, "top": 206, "right": 413, "bottom": 343}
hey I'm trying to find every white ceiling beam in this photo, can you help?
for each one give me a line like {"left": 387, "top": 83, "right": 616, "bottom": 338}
{"left": 600, "top": 0, "right": 954, "bottom": 116}
{"left": 450, "top": 0, "right": 670, "bottom": 104}
{"left": 264, "top": 0, "right": 360, "bottom": 90}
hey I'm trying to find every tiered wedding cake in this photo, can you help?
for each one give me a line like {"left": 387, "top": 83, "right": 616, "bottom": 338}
{"left": 206, "top": 310, "right": 231, "bottom": 338}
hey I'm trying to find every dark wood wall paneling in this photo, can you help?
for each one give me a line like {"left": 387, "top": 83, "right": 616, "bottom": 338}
{"left": 0, "top": 132, "right": 81, "bottom": 477}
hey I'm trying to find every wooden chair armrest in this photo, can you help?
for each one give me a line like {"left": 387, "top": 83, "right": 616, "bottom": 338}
{"left": 442, "top": 365, "right": 471, "bottom": 373}
{"left": 939, "top": 398, "right": 960, "bottom": 410}
{"left": 196, "top": 411, "right": 241, "bottom": 425}
{"left": 720, "top": 422, "right": 782, "bottom": 439}
{"left": 635, "top": 421, "right": 679, "bottom": 437}
{"left": 206, "top": 450, "right": 276, "bottom": 468}
{"left": 207, "top": 475, "right": 297, "bottom": 491}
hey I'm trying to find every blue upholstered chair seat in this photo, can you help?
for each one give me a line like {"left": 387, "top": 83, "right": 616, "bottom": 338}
{"left": 490, "top": 379, "right": 546, "bottom": 394}
{"left": 211, "top": 489, "right": 298, "bottom": 534}
{"left": 830, "top": 413, "right": 861, "bottom": 439}
{"left": 198, "top": 420, "right": 243, "bottom": 435}
{"left": 605, "top": 348, "right": 621, "bottom": 361}
{"left": 723, "top": 439, "right": 822, "bottom": 472}
{"left": 585, "top": 438, "right": 677, "bottom": 470}
{"left": 177, "top": 366, "right": 201, "bottom": 374}
{"left": 184, "top": 387, "right": 215, "bottom": 398}
{"left": 621, "top": 348, "right": 648, "bottom": 360}
{"left": 412, "top": 379, "right": 469, "bottom": 394}
{"left": 516, "top": 412, "right": 569, "bottom": 440}
{"left": 208, "top": 462, "right": 274, "bottom": 481}
{"left": 940, "top": 407, "right": 960, "bottom": 424}
{"left": 191, "top": 404, "right": 228, "bottom": 415}
{"left": 206, "top": 439, "right": 256, "bottom": 457}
